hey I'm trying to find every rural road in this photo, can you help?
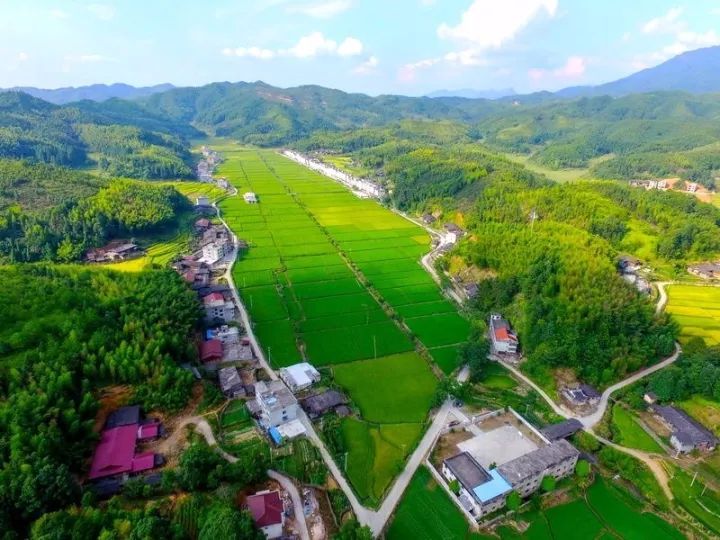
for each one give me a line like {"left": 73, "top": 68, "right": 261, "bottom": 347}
{"left": 268, "top": 470, "right": 311, "bottom": 540}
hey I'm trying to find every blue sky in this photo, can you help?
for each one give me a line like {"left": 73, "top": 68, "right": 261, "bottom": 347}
{"left": 1, "top": 0, "right": 719, "bottom": 95}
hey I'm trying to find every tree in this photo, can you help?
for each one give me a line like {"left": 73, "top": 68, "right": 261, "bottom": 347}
{"left": 333, "top": 520, "right": 373, "bottom": 540}
{"left": 540, "top": 475, "right": 557, "bottom": 493}
{"left": 506, "top": 491, "right": 522, "bottom": 512}
{"left": 198, "top": 505, "right": 262, "bottom": 540}
{"left": 448, "top": 480, "right": 460, "bottom": 495}
{"left": 575, "top": 460, "right": 591, "bottom": 479}
{"left": 176, "top": 443, "right": 227, "bottom": 492}
{"left": 458, "top": 339, "right": 490, "bottom": 382}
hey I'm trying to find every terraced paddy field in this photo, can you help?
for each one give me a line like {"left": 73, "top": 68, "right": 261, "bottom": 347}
{"left": 665, "top": 284, "right": 720, "bottom": 345}
{"left": 213, "top": 142, "right": 471, "bottom": 504}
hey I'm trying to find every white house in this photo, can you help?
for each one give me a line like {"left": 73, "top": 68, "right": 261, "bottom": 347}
{"left": 279, "top": 362, "right": 321, "bottom": 393}
{"left": 254, "top": 380, "right": 299, "bottom": 427}
{"left": 202, "top": 241, "right": 229, "bottom": 264}
{"left": 203, "top": 292, "right": 235, "bottom": 323}
{"left": 489, "top": 314, "right": 518, "bottom": 354}
{"left": 244, "top": 192, "right": 258, "bottom": 204}
{"left": 195, "top": 196, "right": 210, "bottom": 207}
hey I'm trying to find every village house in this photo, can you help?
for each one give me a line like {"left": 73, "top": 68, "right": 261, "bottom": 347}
{"left": 203, "top": 292, "right": 235, "bottom": 323}
{"left": 244, "top": 192, "right": 259, "bottom": 204}
{"left": 182, "top": 266, "right": 210, "bottom": 289}
{"left": 88, "top": 406, "right": 164, "bottom": 483}
{"left": 279, "top": 362, "right": 321, "bottom": 393}
{"left": 688, "top": 262, "right": 720, "bottom": 280}
{"left": 464, "top": 282, "right": 479, "bottom": 299}
{"left": 194, "top": 218, "right": 211, "bottom": 232}
{"left": 643, "top": 392, "right": 658, "bottom": 405}
{"left": 687, "top": 182, "right": 698, "bottom": 193}
{"left": 562, "top": 384, "right": 601, "bottom": 407}
{"left": 199, "top": 339, "right": 224, "bottom": 366}
{"left": 301, "top": 390, "right": 348, "bottom": 419}
{"left": 489, "top": 314, "right": 518, "bottom": 355}
{"left": 252, "top": 380, "right": 299, "bottom": 427}
{"left": 439, "top": 409, "right": 579, "bottom": 519}
{"left": 246, "top": 491, "right": 284, "bottom": 539}
{"left": 86, "top": 241, "right": 142, "bottom": 263}
{"left": 653, "top": 405, "right": 718, "bottom": 453}
{"left": 422, "top": 213, "right": 437, "bottom": 225}
{"left": 218, "top": 366, "right": 245, "bottom": 398}
{"left": 195, "top": 196, "right": 210, "bottom": 207}
{"left": 540, "top": 418, "right": 584, "bottom": 441}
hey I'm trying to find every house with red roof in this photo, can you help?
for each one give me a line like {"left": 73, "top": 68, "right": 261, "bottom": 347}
{"left": 489, "top": 314, "right": 518, "bottom": 355}
{"left": 246, "top": 490, "right": 284, "bottom": 539}
{"left": 200, "top": 339, "right": 224, "bottom": 365}
{"left": 203, "top": 292, "right": 235, "bottom": 323}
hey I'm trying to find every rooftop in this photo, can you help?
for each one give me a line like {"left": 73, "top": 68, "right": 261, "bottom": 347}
{"left": 280, "top": 362, "right": 320, "bottom": 389}
{"left": 247, "top": 491, "right": 283, "bottom": 527}
{"left": 218, "top": 366, "right": 243, "bottom": 391}
{"left": 490, "top": 314, "right": 517, "bottom": 343}
{"left": 301, "top": 390, "right": 347, "bottom": 415}
{"left": 541, "top": 419, "right": 583, "bottom": 441}
{"left": 473, "top": 468, "right": 512, "bottom": 503}
{"left": 444, "top": 452, "right": 491, "bottom": 492}
{"left": 497, "top": 439, "right": 579, "bottom": 485}
{"left": 655, "top": 405, "right": 718, "bottom": 446}
{"left": 105, "top": 405, "right": 141, "bottom": 429}
{"left": 256, "top": 380, "right": 297, "bottom": 410}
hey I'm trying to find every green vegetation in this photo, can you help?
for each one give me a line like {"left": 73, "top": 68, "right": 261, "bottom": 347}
{"left": 386, "top": 466, "right": 480, "bottom": 540}
{"left": 610, "top": 405, "right": 665, "bottom": 453}
{"left": 0, "top": 266, "right": 201, "bottom": 534}
{"left": 666, "top": 284, "right": 720, "bottom": 345}
{"left": 670, "top": 467, "right": 720, "bottom": 535}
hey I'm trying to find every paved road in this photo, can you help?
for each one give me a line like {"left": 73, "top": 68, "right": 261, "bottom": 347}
{"left": 268, "top": 470, "right": 310, "bottom": 540}
{"left": 655, "top": 281, "right": 673, "bottom": 314}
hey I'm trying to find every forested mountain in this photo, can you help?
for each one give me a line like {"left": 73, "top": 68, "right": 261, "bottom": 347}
{"left": 0, "top": 266, "right": 202, "bottom": 533}
{"left": 141, "top": 81, "right": 502, "bottom": 145}
{"left": 556, "top": 46, "right": 720, "bottom": 98}
{"left": 0, "top": 92, "right": 195, "bottom": 177}
{"left": 2, "top": 83, "right": 175, "bottom": 104}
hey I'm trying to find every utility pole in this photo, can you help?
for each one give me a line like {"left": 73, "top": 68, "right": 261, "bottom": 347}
{"left": 530, "top": 208, "right": 538, "bottom": 233}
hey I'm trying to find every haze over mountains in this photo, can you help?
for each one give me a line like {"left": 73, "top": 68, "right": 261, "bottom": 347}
{"left": 1, "top": 83, "right": 175, "bottom": 104}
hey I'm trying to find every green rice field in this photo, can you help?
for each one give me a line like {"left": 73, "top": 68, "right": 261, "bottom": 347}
{"left": 212, "top": 142, "right": 472, "bottom": 503}
{"left": 387, "top": 470, "right": 682, "bottom": 540}
{"left": 666, "top": 284, "right": 720, "bottom": 345}
{"left": 610, "top": 405, "right": 665, "bottom": 453}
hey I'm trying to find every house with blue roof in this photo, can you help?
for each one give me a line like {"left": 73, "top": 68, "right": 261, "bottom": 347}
{"left": 442, "top": 452, "right": 512, "bottom": 517}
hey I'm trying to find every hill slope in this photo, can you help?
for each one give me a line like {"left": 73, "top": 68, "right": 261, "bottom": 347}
{"left": 557, "top": 46, "right": 720, "bottom": 97}
{"left": 2, "top": 83, "right": 175, "bottom": 104}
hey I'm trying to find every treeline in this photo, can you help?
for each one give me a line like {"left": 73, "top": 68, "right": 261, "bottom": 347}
{"left": 0, "top": 266, "right": 202, "bottom": 534}
{"left": 0, "top": 176, "right": 188, "bottom": 262}
{"left": 0, "top": 92, "right": 193, "bottom": 179}
{"left": 631, "top": 340, "right": 720, "bottom": 404}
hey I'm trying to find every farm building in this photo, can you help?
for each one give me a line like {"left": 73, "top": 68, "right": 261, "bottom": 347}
{"left": 652, "top": 405, "right": 718, "bottom": 453}
{"left": 489, "top": 314, "right": 518, "bottom": 355}
{"left": 200, "top": 339, "right": 223, "bottom": 364}
{"left": 279, "top": 362, "right": 321, "bottom": 392}
{"left": 86, "top": 241, "right": 142, "bottom": 263}
{"left": 195, "top": 196, "right": 210, "bottom": 207}
{"left": 562, "top": 384, "right": 601, "bottom": 407}
{"left": 422, "top": 213, "right": 437, "bottom": 224}
{"left": 253, "top": 380, "right": 299, "bottom": 427}
{"left": 218, "top": 367, "right": 245, "bottom": 398}
{"left": 540, "top": 418, "right": 583, "bottom": 441}
{"left": 246, "top": 491, "right": 284, "bottom": 539}
{"left": 301, "top": 390, "right": 348, "bottom": 418}
{"left": 442, "top": 452, "right": 512, "bottom": 517}
{"left": 244, "top": 192, "right": 259, "bottom": 204}
{"left": 688, "top": 262, "right": 720, "bottom": 280}
{"left": 203, "top": 292, "right": 235, "bottom": 323}
{"left": 89, "top": 408, "right": 163, "bottom": 482}
{"left": 439, "top": 409, "right": 579, "bottom": 519}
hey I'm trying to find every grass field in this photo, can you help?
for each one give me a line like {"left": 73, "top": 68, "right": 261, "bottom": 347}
{"left": 479, "top": 362, "right": 518, "bottom": 390}
{"left": 210, "top": 142, "right": 470, "bottom": 502}
{"left": 611, "top": 405, "right": 665, "bottom": 453}
{"left": 670, "top": 467, "right": 720, "bottom": 535}
{"left": 666, "top": 284, "right": 720, "bottom": 345}
{"left": 678, "top": 395, "right": 720, "bottom": 436}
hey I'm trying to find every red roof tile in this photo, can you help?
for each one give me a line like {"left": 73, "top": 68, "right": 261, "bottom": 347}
{"left": 88, "top": 425, "right": 137, "bottom": 480}
{"left": 131, "top": 452, "right": 155, "bottom": 473}
{"left": 200, "top": 339, "right": 223, "bottom": 362}
{"left": 138, "top": 423, "right": 159, "bottom": 440}
{"left": 247, "top": 491, "right": 283, "bottom": 527}
{"left": 494, "top": 327, "right": 509, "bottom": 341}
{"left": 203, "top": 292, "right": 225, "bottom": 305}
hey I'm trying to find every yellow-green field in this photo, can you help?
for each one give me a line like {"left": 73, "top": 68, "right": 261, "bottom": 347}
{"left": 665, "top": 284, "right": 720, "bottom": 345}
{"left": 503, "top": 153, "right": 591, "bottom": 183}
{"left": 679, "top": 395, "right": 720, "bottom": 436}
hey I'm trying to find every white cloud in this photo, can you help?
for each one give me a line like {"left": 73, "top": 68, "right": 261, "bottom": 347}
{"left": 222, "top": 46, "right": 276, "bottom": 60}
{"left": 49, "top": 8, "right": 68, "bottom": 19}
{"left": 642, "top": 6, "right": 683, "bottom": 34}
{"left": 443, "top": 49, "right": 486, "bottom": 66}
{"left": 87, "top": 3, "right": 116, "bottom": 21}
{"left": 634, "top": 8, "right": 720, "bottom": 67}
{"left": 286, "top": 0, "right": 352, "bottom": 19}
{"left": 337, "top": 37, "right": 363, "bottom": 57}
{"left": 437, "top": 0, "right": 558, "bottom": 49}
{"left": 222, "top": 32, "right": 363, "bottom": 61}
{"left": 353, "top": 55, "right": 379, "bottom": 74}
{"left": 527, "top": 55, "right": 587, "bottom": 82}
{"left": 63, "top": 54, "right": 113, "bottom": 64}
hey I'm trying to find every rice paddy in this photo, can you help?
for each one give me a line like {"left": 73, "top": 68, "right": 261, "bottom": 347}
{"left": 212, "top": 142, "right": 472, "bottom": 503}
{"left": 665, "top": 284, "right": 720, "bottom": 345}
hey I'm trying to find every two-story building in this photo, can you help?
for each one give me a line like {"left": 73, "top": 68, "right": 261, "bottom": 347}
{"left": 254, "top": 380, "right": 299, "bottom": 427}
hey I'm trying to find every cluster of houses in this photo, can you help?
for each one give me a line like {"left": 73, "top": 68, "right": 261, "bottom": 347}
{"left": 87, "top": 406, "right": 164, "bottom": 496}
{"left": 282, "top": 150, "right": 386, "bottom": 199}
{"left": 436, "top": 408, "right": 579, "bottom": 519}
{"left": 85, "top": 240, "right": 144, "bottom": 263}
{"left": 197, "top": 146, "right": 231, "bottom": 190}
{"left": 688, "top": 261, "right": 720, "bottom": 280}
{"left": 618, "top": 255, "right": 652, "bottom": 295}
{"left": 629, "top": 179, "right": 669, "bottom": 190}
